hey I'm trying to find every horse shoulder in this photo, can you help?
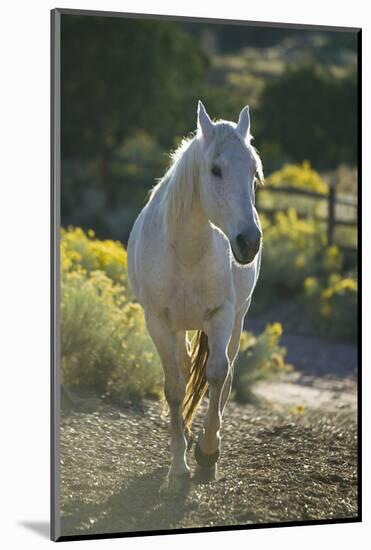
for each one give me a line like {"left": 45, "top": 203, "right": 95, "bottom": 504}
{"left": 127, "top": 202, "right": 172, "bottom": 306}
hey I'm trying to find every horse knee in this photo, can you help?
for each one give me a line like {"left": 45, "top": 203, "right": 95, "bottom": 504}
{"left": 206, "top": 355, "right": 229, "bottom": 387}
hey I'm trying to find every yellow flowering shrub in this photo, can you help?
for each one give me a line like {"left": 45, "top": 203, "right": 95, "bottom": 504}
{"left": 234, "top": 323, "right": 292, "bottom": 402}
{"left": 323, "top": 245, "right": 343, "bottom": 273}
{"left": 259, "top": 209, "right": 328, "bottom": 293}
{"left": 61, "top": 227, "right": 163, "bottom": 402}
{"left": 303, "top": 272, "right": 357, "bottom": 339}
{"left": 61, "top": 226, "right": 127, "bottom": 285}
{"left": 320, "top": 274, "right": 357, "bottom": 337}
{"left": 304, "top": 276, "right": 319, "bottom": 297}
{"left": 254, "top": 208, "right": 357, "bottom": 340}
{"left": 267, "top": 161, "right": 328, "bottom": 194}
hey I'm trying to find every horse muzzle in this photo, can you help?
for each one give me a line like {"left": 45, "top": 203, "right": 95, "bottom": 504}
{"left": 231, "top": 229, "right": 262, "bottom": 265}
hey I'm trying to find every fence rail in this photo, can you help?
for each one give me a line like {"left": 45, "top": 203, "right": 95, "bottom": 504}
{"left": 256, "top": 184, "right": 358, "bottom": 246}
{"left": 260, "top": 185, "right": 357, "bottom": 207}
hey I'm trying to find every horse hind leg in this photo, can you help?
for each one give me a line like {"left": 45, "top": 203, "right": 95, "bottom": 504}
{"left": 177, "top": 331, "right": 191, "bottom": 384}
{"left": 145, "top": 314, "right": 190, "bottom": 494}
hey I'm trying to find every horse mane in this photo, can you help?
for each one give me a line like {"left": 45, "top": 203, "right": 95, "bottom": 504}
{"left": 148, "top": 134, "right": 201, "bottom": 230}
{"left": 148, "top": 121, "right": 264, "bottom": 230}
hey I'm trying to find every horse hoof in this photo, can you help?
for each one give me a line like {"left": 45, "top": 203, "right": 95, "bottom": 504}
{"left": 194, "top": 463, "right": 218, "bottom": 483}
{"left": 160, "top": 472, "right": 191, "bottom": 496}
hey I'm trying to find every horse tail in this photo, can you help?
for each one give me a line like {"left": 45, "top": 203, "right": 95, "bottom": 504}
{"left": 183, "top": 331, "right": 209, "bottom": 433}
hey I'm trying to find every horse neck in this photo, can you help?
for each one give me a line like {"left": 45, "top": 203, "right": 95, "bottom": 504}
{"left": 171, "top": 199, "right": 212, "bottom": 267}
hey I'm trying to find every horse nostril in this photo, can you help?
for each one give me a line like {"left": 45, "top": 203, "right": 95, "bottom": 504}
{"left": 235, "top": 231, "right": 261, "bottom": 259}
{"left": 236, "top": 233, "right": 247, "bottom": 252}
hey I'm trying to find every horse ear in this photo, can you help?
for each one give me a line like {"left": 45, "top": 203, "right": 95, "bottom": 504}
{"left": 197, "top": 100, "right": 214, "bottom": 142}
{"left": 236, "top": 105, "right": 250, "bottom": 139}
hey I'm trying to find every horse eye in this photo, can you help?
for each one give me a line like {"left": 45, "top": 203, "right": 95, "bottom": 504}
{"left": 211, "top": 164, "right": 222, "bottom": 177}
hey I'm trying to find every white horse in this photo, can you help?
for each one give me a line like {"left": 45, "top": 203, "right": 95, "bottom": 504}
{"left": 127, "top": 101, "right": 263, "bottom": 493}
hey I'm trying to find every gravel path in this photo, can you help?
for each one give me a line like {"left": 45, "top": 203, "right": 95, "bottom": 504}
{"left": 60, "top": 387, "right": 358, "bottom": 537}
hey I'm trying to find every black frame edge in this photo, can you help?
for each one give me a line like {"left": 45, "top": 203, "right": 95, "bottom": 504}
{"left": 356, "top": 27, "right": 362, "bottom": 524}
{"left": 51, "top": 7, "right": 61, "bottom": 543}
{"left": 56, "top": 516, "right": 361, "bottom": 543}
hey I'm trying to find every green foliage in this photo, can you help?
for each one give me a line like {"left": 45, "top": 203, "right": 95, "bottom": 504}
{"left": 182, "top": 22, "right": 357, "bottom": 55}
{"left": 61, "top": 228, "right": 163, "bottom": 402}
{"left": 61, "top": 16, "right": 209, "bottom": 158}
{"left": 61, "top": 131, "right": 169, "bottom": 240}
{"left": 233, "top": 323, "right": 292, "bottom": 403}
{"left": 256, "top": 65, "right": 357, "bottom": 170}
{"left": 61, "top": 15, "right": 211, "bottom": 239}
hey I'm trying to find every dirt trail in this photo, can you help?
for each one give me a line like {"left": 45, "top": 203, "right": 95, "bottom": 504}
{"left": 60, "top": 377, "right": 358, "bottom": 537}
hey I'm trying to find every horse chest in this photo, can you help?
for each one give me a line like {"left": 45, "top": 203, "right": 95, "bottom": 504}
{"left": 165, "top": 268, "right": 230, "bottom": 330}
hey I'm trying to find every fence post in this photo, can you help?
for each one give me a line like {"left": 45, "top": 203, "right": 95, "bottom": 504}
{"left": 327, "top": 177, "right": 336, "bottom": 246}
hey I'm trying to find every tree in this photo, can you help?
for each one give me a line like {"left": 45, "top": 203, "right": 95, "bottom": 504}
{"left": 61, "top": 15, "right": 209, "bottom": 163}
{"left": 255, "top": 65, "right": 357, "bottom": 170}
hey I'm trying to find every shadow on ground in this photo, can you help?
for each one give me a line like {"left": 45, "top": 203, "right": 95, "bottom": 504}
{"left": 61, "top": 467, "right": 199, "bottom": 536}
{"left": 60, "top": 394, "right": 358, "bottom": 537}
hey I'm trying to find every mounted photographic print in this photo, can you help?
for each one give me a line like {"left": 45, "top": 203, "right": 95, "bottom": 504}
{"left": 51, "top": 8, "right": 361, "bottom": 542}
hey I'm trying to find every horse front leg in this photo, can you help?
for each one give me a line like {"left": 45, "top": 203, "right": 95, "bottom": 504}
{"left": 195, "top": 303, "right": 235, "bottom": 481}
{"left": 220, "top": 306, "right": 249, "bottom": 414}
{"left": 145, "top": 314, "right": 190, "bottom": 494}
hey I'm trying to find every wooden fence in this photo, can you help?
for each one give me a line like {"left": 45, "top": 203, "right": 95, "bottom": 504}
{"left": 255, "top": 184, "right": 358, "bottom": 247}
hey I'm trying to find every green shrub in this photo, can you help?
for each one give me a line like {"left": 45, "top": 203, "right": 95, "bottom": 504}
{"left": 61, "top": 228, "right": 163, "bottom": 402}
{"left": 304, "top": 273, "right": 357, "bottom": 340}
{"left": 252, "top": 209, "right": 357, "bottom": 341}
{"left": 258, "top": 209, "right": 340, "bottom": 295}
{"left": 233, "top": 323, "right": 292, "bottom": 403}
